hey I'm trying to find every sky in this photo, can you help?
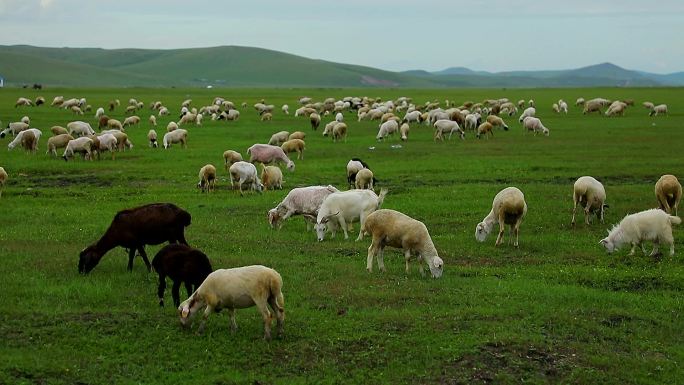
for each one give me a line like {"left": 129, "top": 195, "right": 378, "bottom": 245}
{"left": 0, "top": 0, "right": 682, "bottom": 74}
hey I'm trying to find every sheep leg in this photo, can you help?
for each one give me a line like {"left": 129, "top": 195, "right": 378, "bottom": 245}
{"left": 513, "top": 220, "right": 521, "bottom": 248}
{"left": 227, "top": 309, "right": 237, "bottom": 332}
{"left": 628, "top": 243, "right": 637, "bottom": 256}
{"left": 255, "top": 301, "right": 273, "bottom": 341}
{"left": 138, "top": 247, "right": 152, "bottom": 272}
{"left": 197, "top": 305, "right": 214, "bottom": 335}
{"left": 268, "top": 294, "right": 285, "bottom": 337}
{"left": 338, "top": 217, "right": 349, "bottom": 239}
{"left": 184, "top": 282, "right": 193, "bottom": 298}
{"left": 377, "top": 246, "right": 386, "bottom": 273}
{"left": 171, "top": 281, "right": 182, "bottom": 308}
{"left": 495, "top": 216, "right": 505, "bottom": 246}
{"left": 650, "top": 240, "right": 662, "bottom": 258}
{"left": 157, "top": 275, "right": 166, "bottom": 307}
{"left": 366, "top": 242, "right": 377, "bottom": 273}
{"left": 404, "top": 249, "right": 412, "bottom": 275}
{"left": 356, "top": 212, "right": 367, "bottom": 241}
{"left": 127, "top": 248, "right": 137, "bottom": 271}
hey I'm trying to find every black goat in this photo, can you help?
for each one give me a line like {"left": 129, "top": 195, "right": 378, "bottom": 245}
{"left": 152, "top": 244, "right": 213, "bottom": 307}
{"left": 78, "top": 203, "right": 191, "bottom": 274}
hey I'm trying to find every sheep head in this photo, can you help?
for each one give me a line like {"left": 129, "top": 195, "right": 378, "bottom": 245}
{"left": 78, "top": 246, "right": 103, "bottom": 274}
{"left": 178, "top": 296, "right": 204, "bottom": 328}
{"left": 315, "top": 212, "right": 339, "bottom": 241}
{"left": 428, "top": 256, "right": 444, "bottom": 279}
{"left": 286, "top": 161, "right": 295, "bottom": 172}
{"left": 475, "top": 221, "right": 492, "bottom": 242}
{"left": 599, "top": 238, "right": 615, "bottom": 254}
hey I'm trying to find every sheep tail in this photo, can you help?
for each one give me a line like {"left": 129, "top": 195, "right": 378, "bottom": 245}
{"left": 270, "top": 276, "right": 285, "bottom": 313}
{"left": 376, "top": 188, "right": 388, "bottom": 209}
{"left": 669, "top": 216, "right": 682, "bottom": 226}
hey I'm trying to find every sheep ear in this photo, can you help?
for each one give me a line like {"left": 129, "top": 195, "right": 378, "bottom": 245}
{"left": 303, "top": 214, "right": 316, "bottom": 222}
{"left": 181, "top": 306, "right": 189, "bottom": 318}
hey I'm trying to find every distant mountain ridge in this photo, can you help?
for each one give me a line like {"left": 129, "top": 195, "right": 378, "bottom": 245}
{"left": 0, "top": 45, "right": 681, "bottom": 88}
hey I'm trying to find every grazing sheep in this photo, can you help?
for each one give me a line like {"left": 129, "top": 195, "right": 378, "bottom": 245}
{"left": 362, "top": 209, "right": 444, "bottom": 278}
{"left": 346, "top": 158, "right": 375, "bottom": 188}
{"left": 178, "top": 265, "right": 285, "bottom": 340}
{"left": 281, "top": 139, "right": 305, "bottom": 160}
{"left": 8, "top": 128, "right": 42, "bottom": 151}
{"left": 50, "top": 126, "right": 68, "bottom": 136}
{"left": 528, "top": 99, "right": 535, "bottom": 107}
{"left": 163, "top": 129, "right": 188, "bottom": 149}
{"left": 559, "top": 100, "right": 569, "bottom": 113}
{"left": 94, "top": 107, "right": 105, "bottom": 119}
{"left": 321, "top": 121, "right": 337, "bottom": 136}
{"left": 522, "top": 117, "right": 549, "bottom": 136}
{"left": 332, "top": 122, "right": 347, "bottom": 142}
{"left": 62, "top": 137, "right": 94, "bottom": 161}
{"left": 309, "top": 113, "right": 321, "bottom": 130}
{"left": 149, "top": 115, "right": 157, "bottom": 127}
{"left": 223, "top": 150, "right": 243, "bottom": 170}
{"left": 400, "top": 123, "right": 410, "bottom": 141}
{"left": 97, "top": 115, "right": 110, "bottom": 129}
{"left": 100, "top": 130, "right": 132, "bottom": 151}
{"left": 198, "top": 164, "right": 217, "bottom": 193}
{"left": 14, "top": 97, "right": 33, "bottom": 108}
{"left": 153, "top": 244, "right": 213, "bottom": 307}
{"left": 166, "top": 121, "right": 178, "bottom": 133}
{"left": 355, "top": 168, "right": 374, "bottom": 190}
{"left": 288, "top": 131, "right": 306, "bottom": 140}
{"left": 261, "top": 164, "right": 283, "bottom": 190}
{"left": 148, "top": 130, "right": 158, "bottom": 148}
{"left": 123, "top": 115, "right": 141, "bottom": 128}
{"left": 649, "top": 104, "right": 668, "bottom": 116}
{"left": 600, "top": 209, "right": 681, "bottom": 257}
{"left": 34, "top": 96, "right": 45, "bottom": 106}
{"left": 518, "top": 107, "right": 536, "bottom": 122}
{"left": 179, "top": 112, "right": 198, "bottom": 126}
{"left": 218, "top": 109, "right": 240, "bottom": 121}
{"left": 517, "top": 99, "right": 525, "bottom": 109}
{"left": 0, "top": 122, "right": 29, "bottom": 138}
{"left": 643, "top": 101, "right": 655, "bottom": 110}
{"left": 261, "top": 112, "right": 273, "bottom": 121}
{"left": 605, "top": 101, "right": 627, "bottom": 117}
{"left": 552, "top": 103, "right": 560, "bottom": 113}
{"left": 247, "top": 144, "right": 295, "bottom": 172}
{"left": 268, "top": 131, "right": 290, "bottom": 146}
{"left": 71, "top": 105, "right": 84, "bottom": 115}
{"left": 476, "top": 122, "right": 494, "bottom": 139}
{"left": 486, "top": 115, "right": 509, "bottom": 130}
{"left": 376, "top": 120, "right": 399, "bottom": 141}
{"left": 20, "top": 116, "right": 30, "bottom": 125}
{"left": 575, "top": 98, "right": 585, "bottom": 106}
{"left": 309, "top": 188, "right": 388, "bottom": 241}
{"left": 433, "top": 119, "right": 464, "bottom": 141}
{"left": 335, "top": 112, "right": 344, "bottom": 123}
{"left": 0, "top": 167, "right": 6, "bottom": 198}
{"left": 158, "top": 106, "right": 169, "bottom": 116}
{"left": 268, "top": 185, "right": 340, "bottom": 230}
{"left": 79, "top": 203, "right": 191, "bottom": 273}
{"left": 655, "top": 175, "right": 681, "bottom": 216}
{"left": 282, "top": 104, "right": 289, "bottom": 115}
{"left": 51, "top": 96, "right": 64, "bottom": 107}
{"left": 96, "top": 133, "right": 118, "bottom": 160}
{"left": 475, "top": 187, "right": 527, "bottom": 247}
{"left": 402, "top": 110, "right": 422, "bottom": 124}
{"left": 67, "top": 121, "right": 95, "bottom": 137}
{"left": 572, "top": 176, "right": 607, "bottom": 226}
{"left": 46, "top": 134, "right": 75, "bottom": 157}
{"left": 229, "top": 161, "right": 264, "bottom": 195}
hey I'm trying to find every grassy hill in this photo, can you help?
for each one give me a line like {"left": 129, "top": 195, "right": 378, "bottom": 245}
{"left": 0, "top": 45, "right": 678, "bottom": 88}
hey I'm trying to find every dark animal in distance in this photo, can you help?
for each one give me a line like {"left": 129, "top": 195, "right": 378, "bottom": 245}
{"left": 152, "top": 244, "right": 213, "bottom": 307}
{"left": 78, "top": 203, "right": 191, "bottom": 274}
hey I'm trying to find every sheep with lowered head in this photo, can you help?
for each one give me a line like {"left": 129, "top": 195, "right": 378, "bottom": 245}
{"left": 8, "top": 128, "right": 42, "bottom": 151}
{"left": 148, "top": 130, "right": 158, "bottom": 148}
{"left": 178, "top": 265, "right": 285, "bottom": 340}
{"left": 572, "top": 176, "right": 607, "bottom": 226}
{"left": 655, "top": 174, "right": 681, "bottom": 216}
{"left": 355, "top": 168, "right": 374, "bottom": 190}
{"left": 376, "top": 120, "right": 398, "bottom": 141}
{"left": 281, "top": 139, "right": 305, "bottom": 160}
{"left": 518, "top": 107, "right": 536, "bottom": 122}
{"left": 475, "top": 187, "right": 527, "bottom": 247}
{"left": 309, "top": 113, "right": 321, "bottom": 130}
{"left": 600, "top": 208, "right": 681, "bottom": 257}
{"left": 268, "top": 131, "right": 290, "bottom": 146}
{"left": 362, "top": 209, "right": 444, "bottom": 278}
{"left": 261, "top": 164, "right": 283, "bottom": 190}
{"left": 649, "top": 104, "right": 668, "bottom": 116}
{"left": 308, "top": 188, "right": 388, "bottom": 241}
{"left": 486, "top": 115, "right": 509, "bottom": 131}
{"left": 46, "top": 134, "right": 75, "bottom": 157}
{"left": 400, "top": 123, "right": 410, "bottom": 141}
{"left": 197, "top": 164, "right": 217, "bottom": 193}
{"left": 433, "top": 119, "right": 464, "bottom": 141}
{"left": 223, "top": 150, "right": 243, "bottom": 170}
{"left": 0, "top": 122, "right": 29, "bottom": 138}
{"left": 67, "top": 121, "right": 95, "bottom": 137}
{"left": 229, "top": 161, "right": 263, "bottom": 195}
{"left": 247, "top": 144, "right": 295, "bottom": 172}
{"left": 62, "top": 137, "right": 94, "bottom": 161}
{"left": 268, "top": 185, "right": 340, "bottom": 230}
{"left": 522, "top": 117, "right": 549, "bottom": 136}
{"left": 163, "top": 129, "right": 188, "bottom": 149}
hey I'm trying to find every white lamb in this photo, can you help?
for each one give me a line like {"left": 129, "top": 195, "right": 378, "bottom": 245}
{"left": 163, "top": 129, "right": 188, "bottom": 149}
{"left": 522, "top": 117, "right": 549, "bottom": 136}
{"left": 62, "top": 137, "right": 94, "bottom": 161}
{"left": 247, "top": 144, "right": 295, "bottom": 172}
{"left": 96, "top": 133, "right": 118, "bottom": 160}
{"left": 400, "top": 123, "right": 410, "bottom": 141}
{"left": 572, "top": 176, "right": 607, "bottom": 226}
{"left": 178, "top": 265, "right": 285, "bottom": 340}
{"left": 282, "top": 104, "right": 289, "bottom": 115}
{"left": 335, "top": 112, "right": 344, "bottom": 123}
{"left": 268, "top": 185, "right": 340, "bottom": 230}
{"left": 649, "top": 104, "right": 668, "bottom": 116}
{"left": 310, "top": 188, "right": 388, "bottom": 241}
{"left": 655, "top": 174, "right": 681, "bottom": 216}
{"left": 229, "top": 161, "right": 263, "bottom": 195}
{"left": 600, "top": 209, "right": 681, "bottom": 257}
{"left": 268, "top": 131, "right": 290, "bottom": 146}
{"left": 376, "top": 120, "right": 398, "bottom": 141}
{"left": 433, "top": 119, "right": 464, "bottom": 141}
{"left": 362, "top": 209, "right": 444, "bottom": 278}
{"left": 518, "top": 107, "right": 536, "bottom": 123}
{"left": 475, "top": 187, "right": 527, "bottom": 247}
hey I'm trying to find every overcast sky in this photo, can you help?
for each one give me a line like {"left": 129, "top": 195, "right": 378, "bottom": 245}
{"left": 0, "top": 0, "right": 682, "bottom": 74}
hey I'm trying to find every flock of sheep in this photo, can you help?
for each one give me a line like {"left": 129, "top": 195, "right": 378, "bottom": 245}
{"left": 0, "top": 92, "right": 678, "bottom": 339}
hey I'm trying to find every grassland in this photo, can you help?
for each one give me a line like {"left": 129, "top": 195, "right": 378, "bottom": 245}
{"left": 0, "top": 87, "right": 682, "bottom": 385}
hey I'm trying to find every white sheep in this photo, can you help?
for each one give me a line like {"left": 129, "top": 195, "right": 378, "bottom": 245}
{"left": 362, "top": 209, "right": 444, "bottom": 278}
{"left": 268, "top": 131, "right": 290, "bottom": 146}
{"left": 163, "top": 129, "right": 188, "bottom": 149}
{"left": 0, "top": 167, "right": 6, "bottom": 198}
{"left": 605, "top": 101, "right": 627, "bottom": 117}
{"left": 67, "top": 121, "right": 95, "bottom": 137}
{"left": 20, "top": 116, "right": 30, "bottom": 125}
{"left": 518, "top": 107, "right": 536, "bottom": 122}
{"left": 198, "top": 164, "right": 217, "bottom": 193}
{"left": 655, "top": 174, "right": 681, "bottom": 216}
{"left": 281, "top": 104, "right": 289, "bottom": 115}
{"left": 229, "top": 161, "right": 263, "bottom": 194}
{"left": 649, "top": 104, "right": 668, "bottom": 116}
{"left": 522, "top": 117, "right": 549, "bottom": 136}
{"left": 247, "top": 144, "right": 295, "bottom": 171}
{"left": 8, "top": 128, "right": 42, "bottom": 151}
{"left": 123, "top": 115, "right": 141, "bottom": 128}
{"left": 309, "top": 188, "right": 388, "bottom": 241}
{"left": 223, "top": 150, "right": 243, "bottom": 170}
{"left": 402, "top": 110, "right": 422, "bottom": 124}
{"left": 475, "top": 187, "right": 527, "bottom": 247}
{"left": 100, "top": 129, "right": 132, "bottom": 151}
{"left": 96, "top": 133, "right": 118, "bottom": 160}
{"left": 600, "top": 209, "right": 681, "bottom": 257}
{"left": 400, "top": 123, "right": 410, "bottom": 141}
{"left": 268, "top": 185, "right": 340, "bottom": 230}
{"left": 94, "top": 107, "right": 105, "bottom": 119}
{"left": 158, "top": 106, "right": 169, "bottom": 116}
{"left": 575, "top": 98, "right": 585, "bottom": 106}
{"left": 335, "top": 112, "right": 344, "bottom": 123}
{"left": 178, "top": 265, "right": 284, "bottom": 340}
{"left": 14, "top": 97, "right": 33, "bottom": 108}
{"left": 148, "top": 130, "right": 158, "bottom": 148}
{"left": 433, "top": 119, "right": 464, "bottom": 141}
{"left": 166, "top": 121, "right": 178, "bottom": 133}
{"left": 572, "top": 176, "right": 607, "bottom": 226}
{"left": 559, "top": 100, "right": 568, "bottom": 114}
{"left": 46, "top": 134, "right": 75, "bottom": 157}
{"left": 62, "top": 137, "right": 94, "bottom": 161}
{"left": 149, "top": 115, "right": 157, "bottom": 127}
{"left": 260, "top": 164, "right": 283, "bottom": 190}
{"left": 643, "top": 101, "right": 655, "bottom": 110}
{"left": 0, "top": 122, "right": 30, "bottom": 138}
{"left": 376, "top": 120, "right": 398, "bottom": 141}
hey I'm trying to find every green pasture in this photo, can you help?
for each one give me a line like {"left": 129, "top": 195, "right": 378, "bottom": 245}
{"left": 0, "top": 87, "right": 682, "bottom": 385}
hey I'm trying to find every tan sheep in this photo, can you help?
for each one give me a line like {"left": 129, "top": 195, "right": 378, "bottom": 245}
{"left": 332, "top": 123, "right": 347, "bottom": 142}
{"left": 288, "top": 131, "right": 306, "bottom": 140}
{"left": 148, "top": 130, "right": 158, "bottom": 148}
{"left": 400, "top": 123, "right": 410, "bottom": 141}
{"left": 355, "top": 168, "right": 374, "bottom": 190}
{"left": 655, "top": 175, "right": 682, "bottom": 216}
{"left": 0, "top": 167, "right": 6, "bottom": 198}
{"left": 46, "top": 134, "right": 75, "bottom": 157}
{"left": 475, "top": 187, "right": 527, "bottom": 247}
{"left": 309, "top": 113, "right": 321, "bottom": 130}
{"left": 50, "top": 126, "right": 69, "bottom": 136}
{"left": 21, "top": 130, "right": 37, "bottom": 153}
{"left": 223, "top": 150, "right": 243, "bottom": 170}
{"left": 476, "top": 122, "right": 493, "bottom": 139}
{"left": 261, "top": 112, "right": 273, "bottom": 121}
{"left": 166, "top": 121, "right": 178, "bottom": 132}
{"left": 486, "top": 115, "right": 509, "bottom": 130}
{"left": 149, "top": 115, "right": 157, "bottom": 127}
{"left": 572, "top": 176, "right": 607, "bottom": 226}
{"left": 107, "top": 119, "right": 124, "bottom": 131}
{"left": 123, "top": 115, "right": 141, "bottom": 128}
{"left": 71, "top": 105, "right": 84, "bottom": 115}
{"left": 280, "top": 139, "right": 305, "bottom": 160}
{"left": 261, "top": 164, "right": 283, "bottom": 191}
{"left": 198, "top": 164, "right": 217, "bottom": 193}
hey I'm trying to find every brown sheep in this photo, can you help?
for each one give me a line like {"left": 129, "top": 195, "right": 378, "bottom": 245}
{"left": 281, "top": 139, "right": 305, "bottom": 160}
{"left": 655, "top": 175, "right": 682, "bottom": 216}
